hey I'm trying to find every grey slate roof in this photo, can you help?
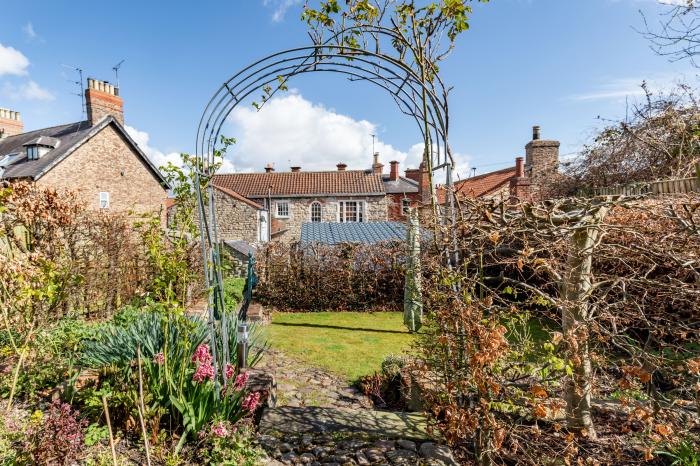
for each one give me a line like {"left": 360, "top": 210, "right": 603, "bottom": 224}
{"left": 0, "top": 116, "right": 168, "bottom": 186}
{"left": 382, "top": 175, "right": 419, "bottom": 194}
{"left": 300, "top": 222, "right": 408, "bottom": 245}
{"left": 223, "top": 240, "right": 255, "bottom": 257}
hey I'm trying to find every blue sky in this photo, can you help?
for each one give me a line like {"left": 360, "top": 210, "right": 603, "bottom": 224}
{"left": 0, "top": 0, "right": 695, "bottom": 178}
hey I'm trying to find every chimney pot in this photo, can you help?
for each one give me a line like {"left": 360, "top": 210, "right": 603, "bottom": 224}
{"left": 291, "top": 166, "right": 301, "bottom": 172}
{"left": 389, "top": 160, "right": 399, "bottom": 181}
{"left": 515, "top": 157, "right": 525, "bottom": 177}
{"left": 533, "top": 125, "right": 541, "bottom": 141}
{"left": 337, "top": 162, "right": 347, "bottom": 171}
{"left": 265, "top": 163, "right": 274, "bottom": 173}
{"left": 0, "top": 107, "right": 24, "bottom": 137}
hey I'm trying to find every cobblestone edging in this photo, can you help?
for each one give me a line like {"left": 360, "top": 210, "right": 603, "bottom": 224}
{"left": 259, "top": 433, "right": 458, "bottom": 466}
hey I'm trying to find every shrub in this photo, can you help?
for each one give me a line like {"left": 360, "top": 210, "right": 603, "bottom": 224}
{"left": 196, "top": 419, "right": 264, "bottom": 466}
{"left": 255, "top": 241, "right": 408, "bottom": 311}
{"left": 26, "top": 400, "right": 87, "bottom": 465}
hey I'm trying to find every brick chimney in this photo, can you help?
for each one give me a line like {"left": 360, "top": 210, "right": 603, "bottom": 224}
{"left": 372, "top": 152, "right": 384, "bottom": 175}
{"left": 509, "top": 156, "right": 531, "bottom": 199}
{"left": 525, "top": 125, "right": 559, "bottom": 187}
{"left": 291, "top": 166, "right": 301, "bottom": 172}
{"left": 265, "top": 163, "right": 274, "bottom": 173}
{"left": 0, "top": 108, "right": 23, "bottom": 139}
{"left": 85, "top": 78, "right": 124, "bottom": 126}
{"left": 337, "top": 162, "right": 347, "bottom": 171}
{"left": 405, "top": 161, "right": 430, "bottom": 204}
{"left": 389, "top": 160, "right": 399, "bottom": 181}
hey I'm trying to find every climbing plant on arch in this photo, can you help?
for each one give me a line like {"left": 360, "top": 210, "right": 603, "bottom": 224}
{"left": 193, "top": 0, "right": 485, "bottom": 399}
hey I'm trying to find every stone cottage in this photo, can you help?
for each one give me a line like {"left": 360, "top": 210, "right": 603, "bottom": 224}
{"left": 212, "top": 164, "right": 394, "bottom": 242}
{"left": 0, "top": 78, "right": 169, "bottom": 219}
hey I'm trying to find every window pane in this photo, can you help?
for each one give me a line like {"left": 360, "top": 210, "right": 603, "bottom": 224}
{"left": 311, "top": 202, "right": 321, "bottom": 222}
{"left": 277, "top": 201, "right": 289, "bottom": 217}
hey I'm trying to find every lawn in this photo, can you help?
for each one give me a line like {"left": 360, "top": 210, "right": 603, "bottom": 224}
{"left": 265, "top": 311, "right": 416, "bottom": 381}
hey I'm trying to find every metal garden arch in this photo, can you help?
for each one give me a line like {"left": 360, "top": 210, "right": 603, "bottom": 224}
{"left": 193, "top": 26, "right": 456, "bottom": 397}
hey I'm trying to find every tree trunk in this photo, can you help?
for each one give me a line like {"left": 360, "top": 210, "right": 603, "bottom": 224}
{"left": 561, "top": 208, "right": 608, "bottom": 438}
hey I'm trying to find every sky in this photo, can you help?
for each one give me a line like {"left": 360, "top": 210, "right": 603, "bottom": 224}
{"left": 0, "top": 0, "right": 696, "bottom": 180}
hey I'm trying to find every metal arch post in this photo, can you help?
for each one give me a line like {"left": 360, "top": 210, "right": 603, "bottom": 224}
{"left": 194, "top": 30, "right": 457, "bottom": 403}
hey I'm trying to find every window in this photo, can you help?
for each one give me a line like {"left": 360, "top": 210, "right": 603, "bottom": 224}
{"left": 99, "top": 192, "right": 110, "bottom": 209}
{"left": 276, "top": 201, "right": 290, "bottom": 218}
{"left": 26, "top": 145, "right": 50, "bottom": 160}
{"left": 339, "top": 200, "right": 364, "bottom": 223}
{"left": 402, "top": 198, "right": 411, "bottom": 215}
{"left": 310, "top": 202, "right": 322, "bottom": 222}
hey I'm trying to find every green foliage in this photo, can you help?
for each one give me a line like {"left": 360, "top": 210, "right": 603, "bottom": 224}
{"left": 658, "top": 440, "right": 700, "bottom": 466}
{"left": 0, "top": 317, "right": 93, "bottom": 401}
{"left": 81, "top": 310, "right": 165, "bottom": 368}
{"left": 83, "top": 423, "right": 109, "bottom": 447}
{"left": 223, "top": 277, "right": 246, "bottom": 310}
{"left": 381, "top": 354, "right": 409, "bottom": 378}
{"left": 197, "top": 421, "right": 264, "bottom": 466}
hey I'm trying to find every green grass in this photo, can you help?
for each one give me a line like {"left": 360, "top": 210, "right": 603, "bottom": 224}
{"left": 266, "top": 312, "right": 416, "bottom": 382}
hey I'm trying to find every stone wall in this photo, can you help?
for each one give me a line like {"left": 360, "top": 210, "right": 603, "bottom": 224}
{"left": 198, "top": 188, "right": 261, "bottom": 244}
{"left": 36, "top": 123, "right": 167, "bottom": 223}
{"left": 264, "top": 195, "right": 389, "bottom": 242}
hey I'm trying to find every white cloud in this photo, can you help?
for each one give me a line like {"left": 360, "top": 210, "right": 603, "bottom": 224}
{"left": 22, "top": 23, "right": 37, "bottom": 40}
{"left": 225, "top": 92, "right": 415, "bottom": 173}
{"left": 1, "top": 80, "right": 54, "bottom": 101}
{"left": 224, "top": 92, "right": 471, "bottom": 184}
{"left": 262, "top": 0, "right": 302, "bottom": 22}
{"left": 0, "top": 43, "right": 30, "bottom": 76}
{"left": 125, "top": 125, "right": 234, "bottom": 175}
{"left": 569, "top": 73, "right": 694, "bottom": 102}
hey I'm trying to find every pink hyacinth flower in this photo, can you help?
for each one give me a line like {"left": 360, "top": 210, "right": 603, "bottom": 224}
{"left": 233, "top": 371, "right": 249, "bottom": 391}
{"left": 191, "top": 344, "right": 212, "bottom": 364}
{"left": 242, "top": 391, "right": 261, "bottom": 412}
{"left": 192, "top": 361, "right": 215, "bottom": 383}
{"left": 225, "top": 363, "right": 234, "bottom": 380}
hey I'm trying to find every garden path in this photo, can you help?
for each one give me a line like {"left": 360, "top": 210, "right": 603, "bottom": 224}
{"left": 256, "top": 349, "right": 372, "bottom": 409}
{"left": 255, "top": 349, "right": 457, "bottom": 466}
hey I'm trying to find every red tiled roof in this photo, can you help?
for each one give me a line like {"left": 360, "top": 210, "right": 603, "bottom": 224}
{"left": 214, "top": 185, "right": 265, "bottom": 210}
{"left": 437, "top": 166, "right": 516, "bottom": 203}
{"left": 212, "top": 170, "right": 385, "bottom": 197}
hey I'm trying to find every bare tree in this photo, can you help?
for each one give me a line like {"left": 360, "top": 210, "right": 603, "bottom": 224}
{"left": 560, "top": 82, "right": 700, "bottom": 193}
{"left": 642, "top": 0, "right": 700, "bottom": 66}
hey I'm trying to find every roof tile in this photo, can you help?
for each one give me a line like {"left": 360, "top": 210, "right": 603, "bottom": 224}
{"left": 213, "top": 170, "right": 385, "bottom": 197}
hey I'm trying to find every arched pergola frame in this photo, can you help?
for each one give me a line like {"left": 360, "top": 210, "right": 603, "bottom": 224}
{"left": 193, "top": 26, "right": 456, "bottom": 398}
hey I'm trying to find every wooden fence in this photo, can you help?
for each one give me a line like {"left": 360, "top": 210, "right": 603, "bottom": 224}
{"left": 580, "top": 164, "right": 700, "bottom": 197}
{"left": 590, "top": 176, "right": 699, "bottom": 196}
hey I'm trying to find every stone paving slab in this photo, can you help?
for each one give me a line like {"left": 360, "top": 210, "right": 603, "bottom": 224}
{"left": 259, "top": 406, "right": 430, "bottom": 441}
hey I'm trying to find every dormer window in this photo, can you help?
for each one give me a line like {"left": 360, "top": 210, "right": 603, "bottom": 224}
{"left": 23, "top": 136, "right": 59, "bottom": 160}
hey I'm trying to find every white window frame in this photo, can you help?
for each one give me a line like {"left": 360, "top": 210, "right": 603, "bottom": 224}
{"left": 338, "top": 200, "right": 365, "bottom": 223}
{"left": 275, "top": 200, "right": 290, "bottom": 218}
{"left": 310, "top": 201, "right": 322, "bottom": 223}
{"left": 99, "top": 191, "right": 110, "bottom": 209}
{"left": 26, "top": 145, "right": 38, "bottom": 160}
